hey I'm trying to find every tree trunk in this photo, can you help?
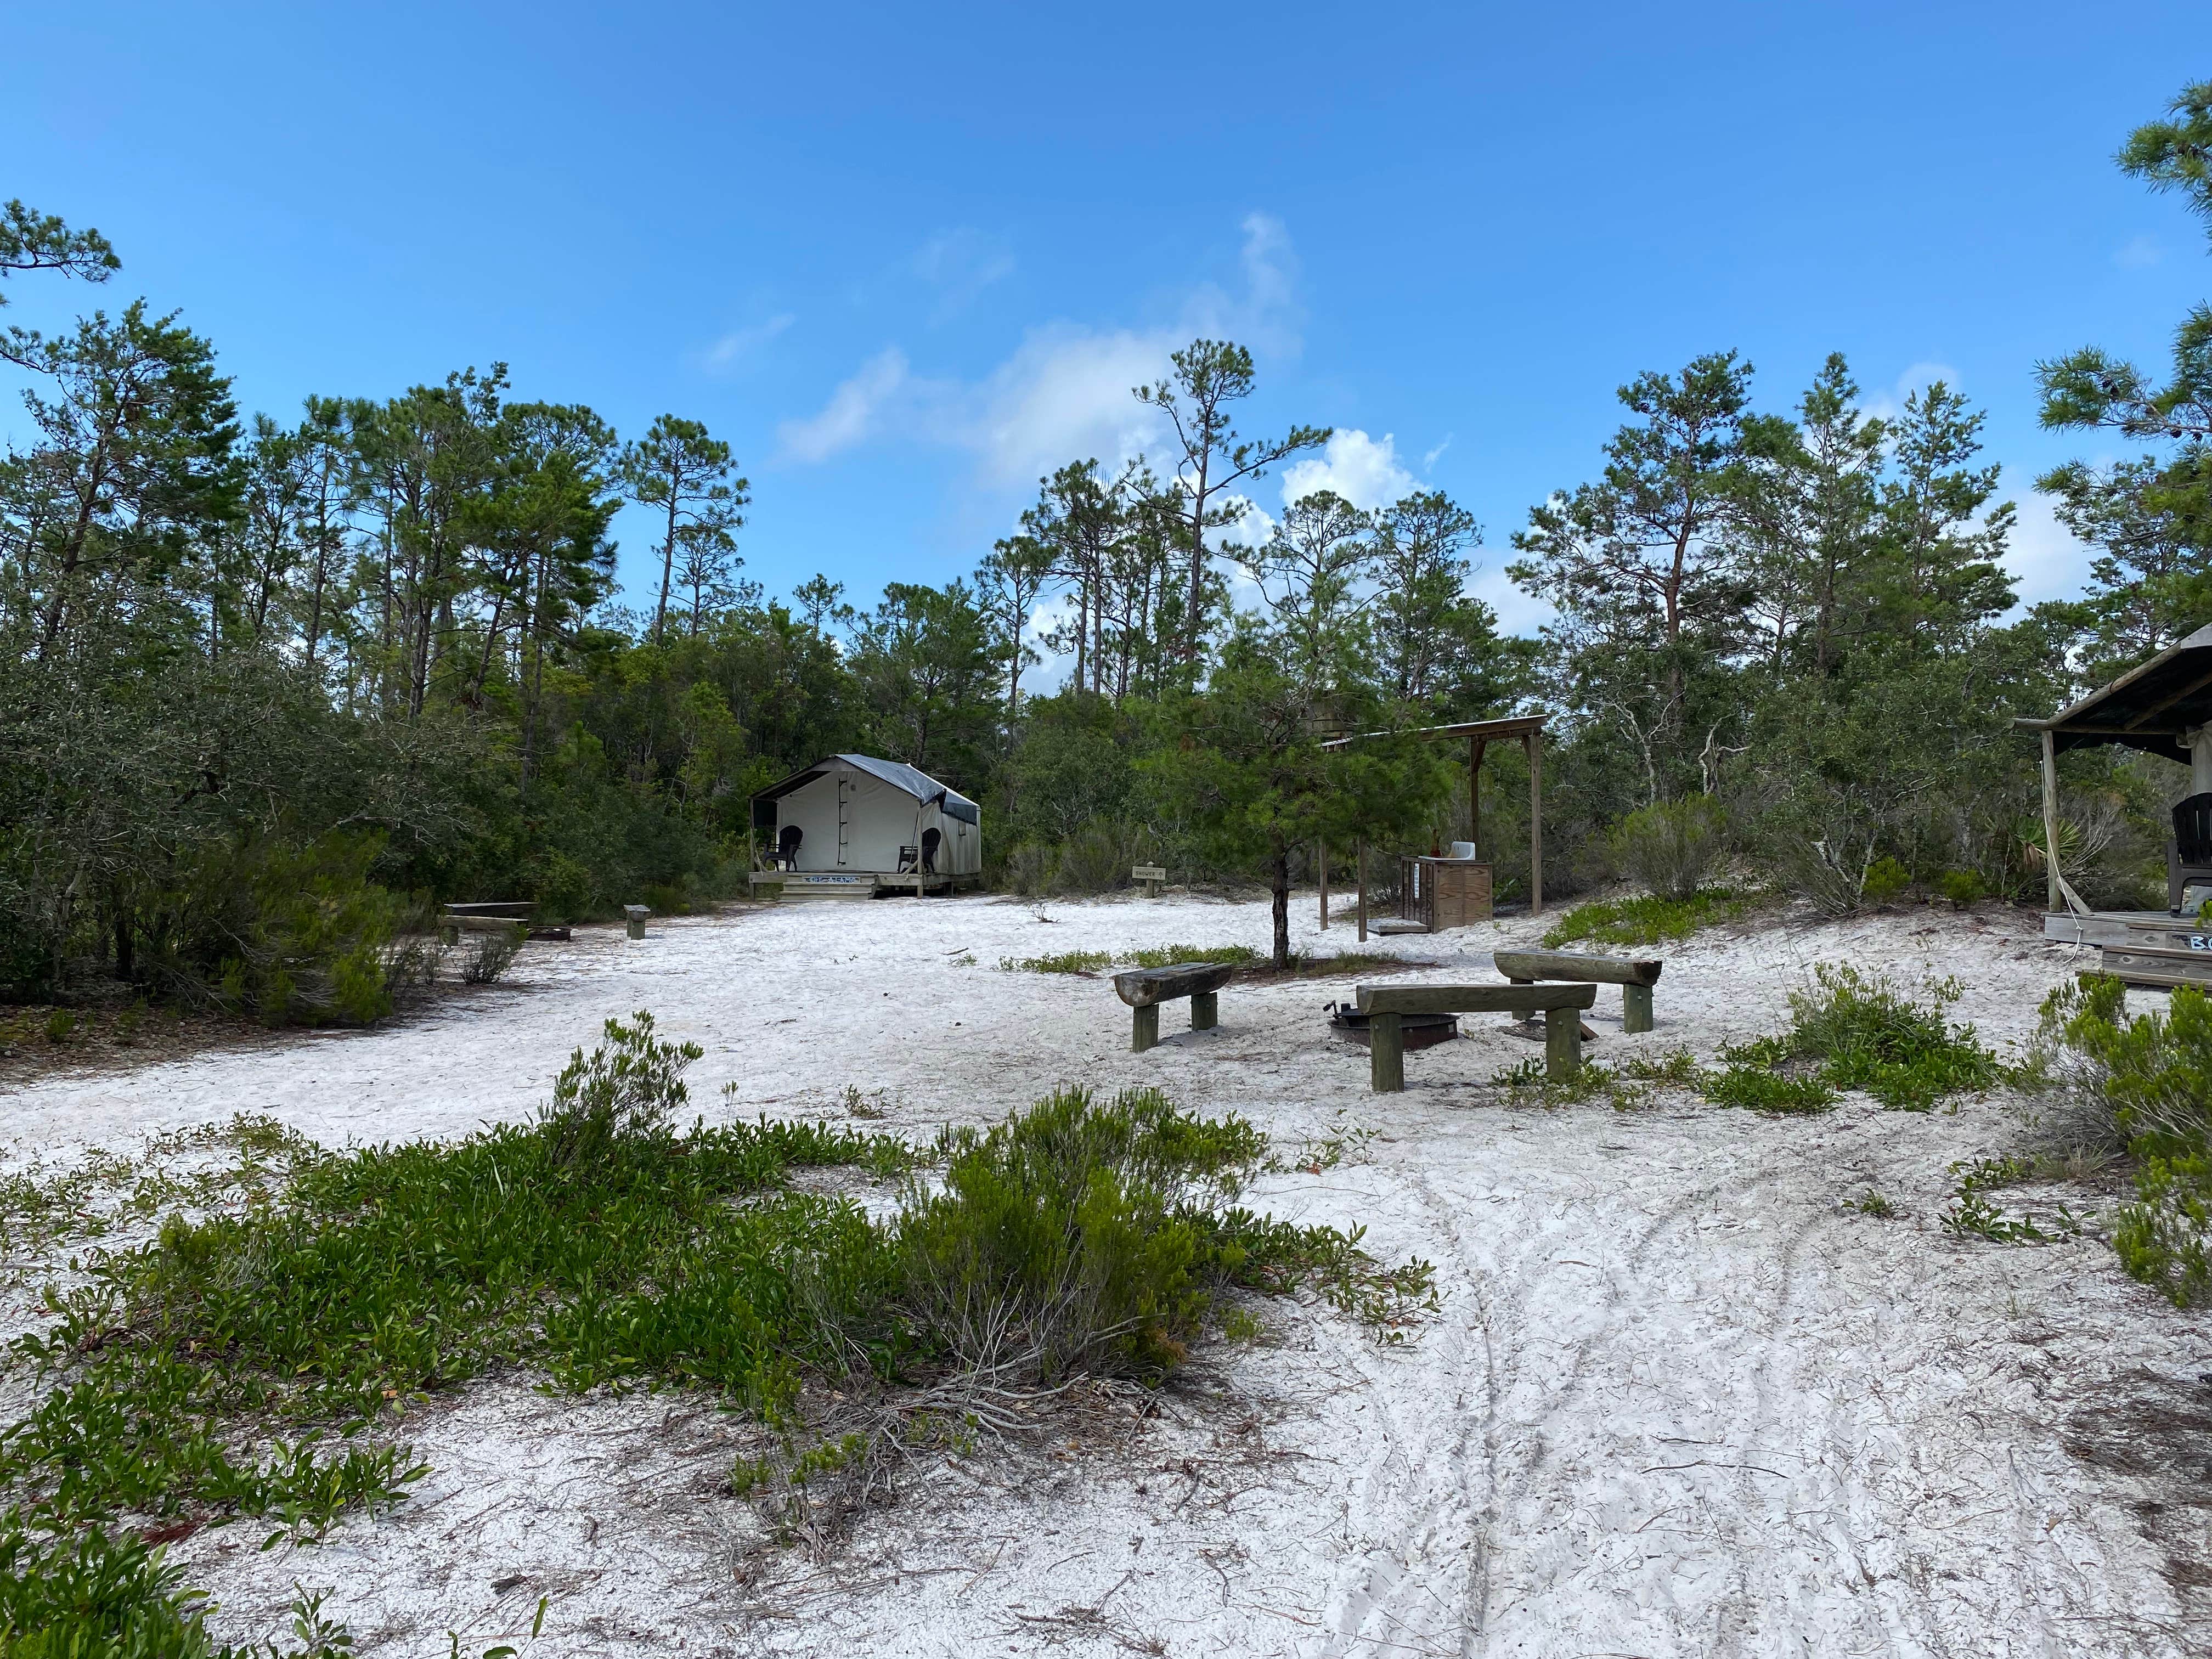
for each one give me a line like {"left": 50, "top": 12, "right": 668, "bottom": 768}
{"left": 1271, "top": 848, "right": 1292, "bottom": 969}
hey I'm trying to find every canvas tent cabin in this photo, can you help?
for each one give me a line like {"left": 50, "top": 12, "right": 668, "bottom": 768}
{"left": 748, "top": 754, "right": 981, "bottom": 898}
{"left": 2018, "top": 621, "right": 2212, "bottom": 973}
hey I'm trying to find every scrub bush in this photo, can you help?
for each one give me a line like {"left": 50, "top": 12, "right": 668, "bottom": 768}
{"left": 1610, "top": 795, "right": 1727, "bottom": 901}
{"left": 1541, "top": 889, "right": 1748, "bottom": 948}
{"left": 2, "top": 1016, "right": 1422, "bottom": 1646}
{"left": 1721, "top": 964, "right": 1999, "bottom": 1111}
{"left": 2039, "top": 976, "right": 2212, "bottom": 1302}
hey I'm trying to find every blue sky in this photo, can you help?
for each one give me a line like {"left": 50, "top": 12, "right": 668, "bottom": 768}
{"left": 3, "top": 1, "right": 2205, "bottom": 654}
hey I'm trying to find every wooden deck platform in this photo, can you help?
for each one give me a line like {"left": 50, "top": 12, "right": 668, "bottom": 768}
{"left": 2043, "top": 909, "right": 2212, "bottom": 989}
{"left": 747, "top": 870, "right": 978, "bottom": 900}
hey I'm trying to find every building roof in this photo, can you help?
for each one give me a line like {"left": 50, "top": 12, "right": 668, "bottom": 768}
{"left": 753, "top": 753, "right": 981, "bottom": 823}
{"left": 2016, "top": 622, "right": 2212, "bottom": 764}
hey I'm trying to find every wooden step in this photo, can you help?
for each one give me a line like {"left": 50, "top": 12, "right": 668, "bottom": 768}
{"left": 2098, "top": 943, "right": 2212, "bottom": 987}
{"left": 1374, "top": 919, "right": 1430, "bottom": 935}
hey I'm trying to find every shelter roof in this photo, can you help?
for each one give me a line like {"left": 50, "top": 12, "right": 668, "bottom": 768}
{"left": 753, "top": 754, "right": 981, "bottom": 823}
{"left": 1320, "top": 713, "right": 1548, "bottom": 751}
{"left": 2016, "top": 622, "right": 2212, "bottom": 763}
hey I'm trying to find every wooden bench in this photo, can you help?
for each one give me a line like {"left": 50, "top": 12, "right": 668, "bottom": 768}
{"left": 1494, "top": 949, "right": 1662, "bottom": 1034}
{"left": 1113, "top": 962, "right": 1234, "bottom": 1053}
{"left": 1356, "top": 982, "right": 1596, "bottom": 1091}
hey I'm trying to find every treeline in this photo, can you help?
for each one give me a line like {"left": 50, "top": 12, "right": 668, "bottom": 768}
{"left": 2, "top": 79, "right": 2207, "bottom": 1011}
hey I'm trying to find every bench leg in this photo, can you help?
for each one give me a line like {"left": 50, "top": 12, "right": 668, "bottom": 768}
{"left": 1132, "top": 1004, "right": 1159, "bottom": 1053}
{"left": 1623, "top": 984, "right": 1653, "bottom": 1034}
{"left": 1370, "top": 1012, "right": 1404, "bottom": 1092}
{"left": 1545, "top": 1005, "right": 1582, "bottom": 1080}
{"left": 1190, "top": 990, "right": 1217, "bottom": 1031}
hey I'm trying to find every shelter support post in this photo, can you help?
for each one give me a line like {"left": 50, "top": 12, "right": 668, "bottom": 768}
{"left": 1369, "top": 1011, "right": 1404, "bottom": 1092}
{"left": 2040, "top": 728, "right": 2062, "bottom": 915}
{"left": 1191, "top": 990, "right": 1218, "bottom": 1031}
{"left": 1319, "top": 839, "right": 1329, "bottom": 929}
{"left": 1356, "top": 843, "right": 1368, "bottom": 943}
{"left": 1132, "top": 1004, "right": 1160, "bottom": 1054}
{"left": 1623, "top": 984, "right": 1654, "bottom": 1034}
{"left": 1470, "top": 737, "right": 1484, "bottom": 856}
{"left": 1544, "top": 1005, "right": 1581, "bottom": 1079}
{"left": 1526, "top": 730, "right": 1544, "bottom": 916}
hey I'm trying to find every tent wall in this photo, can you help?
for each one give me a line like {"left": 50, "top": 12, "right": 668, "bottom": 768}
{"left": 774, "top": 763, "right": 981, "bottom": 873}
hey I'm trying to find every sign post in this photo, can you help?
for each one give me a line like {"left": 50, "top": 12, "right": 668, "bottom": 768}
{"left": 1132, "top": 864, "right": 1167, "bottom": 899}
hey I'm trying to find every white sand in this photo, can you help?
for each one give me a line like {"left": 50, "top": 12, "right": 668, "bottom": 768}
{"left": 8, "top": 893, "right": 2212, "bottom": 1657}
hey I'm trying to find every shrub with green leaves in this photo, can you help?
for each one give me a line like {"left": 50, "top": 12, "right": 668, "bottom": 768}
{"left": 898, "top": 1086, "right": 1267, "bottom": 1381}
{"left": 1542, "top": 889, "right": 1748, "bottom": 949}
{"left": 2, "top": 1015, "right": 1421, "bottom": 1649}
{"left": 1720, "top": 964, "right": 1999, "bottom": 1111}
{"left": 2039, "top": 976, "right": 2212, "bottom": 1302}
{"left": 1609, "top": 795, "right": 1728, "bottom": 901}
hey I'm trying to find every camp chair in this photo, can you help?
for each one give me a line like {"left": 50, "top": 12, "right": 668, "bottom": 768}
{"left": 2169, "top": 794, "right": 2212, "bottom": 913}
{"left": 920, "top": 828, "right": 941, "bottom": 873}
{"left": 895, "top": 844, "right": 919, "bottom": 873}
{"left": 774, "top": 825, "right": 803, "bottom": 871}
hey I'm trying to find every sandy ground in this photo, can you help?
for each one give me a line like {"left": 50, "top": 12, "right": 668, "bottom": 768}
{"left": 7, "top": 892, "right": 2212, "bottom": 1657}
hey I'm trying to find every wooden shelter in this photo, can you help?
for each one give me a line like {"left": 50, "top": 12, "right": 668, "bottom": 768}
{"left": 2016, "top": 621, "right": 2212, "bottom": 918}
{"left": 1319, "top": 713, "right": 1548, "bottom": 935}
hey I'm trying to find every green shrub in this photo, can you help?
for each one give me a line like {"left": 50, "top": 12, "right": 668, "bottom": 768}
{"left": 1052, "top": 823, "right": 1136, "bottom": 896}
{"left": 1728, "top": 964, "right": 2000, "bottom": 1111}
{"left": 1, "top": 1017, "right": 1424, "bottom": 1640}
{"left": 1610, "top": 795, "right": 1727, "bottom": 901}
{"left": 1702, "top": 1068, "right": 1838, "bottom": 1113}
{"left": 1935, "top": 869, "right": 1985, "bottom": 909}
{"left": 458, "top": 927, "right": 522, "bottom": 986}
{"left": 2040, "top": 977, "right": 2212, "bottom": 1301}
{"left": 1542, "top": 889, "right": 1748, "bottom": 948}
{"left": 996, "top": 950, "right": 1114, "bottom": 974}
{"left": 897, "top": 1087, "right": 1266, "bottom": 1381}
{"left": 1862, "top": 857, "right": 1911, "bottom": 904}
{"left": 1003, "top": 843, "right": 1057, "bottom": 898}
{"left": 1121, "top": 943, "right": 1259, "bottom": 970}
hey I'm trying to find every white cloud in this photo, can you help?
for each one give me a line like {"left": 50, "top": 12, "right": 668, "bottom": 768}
{"left": 912, "top": 228, "right": 1015, "bottom": 317}
{"left": 1279, "top": 429, "right": 1419, "bottom": 510}
{"left": 704, "top": 312, "right": 794, "bottom": 370}
{"left": 1423, "top": 434, "right": 1453, "bottom": 470}
{"left": 773, "top": 348, "right": 916, "bottom": 464}
{"left": 1860, "top": 361, "right": 1962, "bottom": 422}
{"left": 2003, "top": 490, "right": 2094, "bottom": 609}
{"left": 775, "top": 214, "right": 1307, "bottom": 483}
{"left": 2115, "top": 234, "right": 2162, "bottom": 269}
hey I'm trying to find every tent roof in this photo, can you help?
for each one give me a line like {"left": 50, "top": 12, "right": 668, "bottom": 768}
{"left": 753, "top": 754, "right": 980, "bottom": 824}
{"left": 2018, "top": 621, "right": 2212, "bottom": 763}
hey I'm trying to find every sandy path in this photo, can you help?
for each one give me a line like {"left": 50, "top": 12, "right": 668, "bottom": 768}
{"left": 5, "top": 893, "right": 2210, "bottom": 1656}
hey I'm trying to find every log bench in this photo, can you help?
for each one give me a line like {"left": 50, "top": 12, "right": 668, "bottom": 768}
{"left": 1113, "top": 962, "right": 1234, "bottom": 1053}
{"left": 1355, "top": 982, "right": 1596, "bottom": 1091}
{"left": 1494, "top": 949, "right": 1662, "bottom": 1034}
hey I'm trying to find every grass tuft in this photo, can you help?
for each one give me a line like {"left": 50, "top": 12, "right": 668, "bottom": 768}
{"left": 1, "top": 1013, "right": 1425, "bottom": 1647}
{"left": 1541, "top": 889, "right": 1750, "bottom": 949}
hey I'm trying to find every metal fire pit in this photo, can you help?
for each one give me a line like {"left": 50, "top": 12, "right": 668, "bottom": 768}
{"left": 1327, "top": 1002, "right": 1460, "bottom": 1051}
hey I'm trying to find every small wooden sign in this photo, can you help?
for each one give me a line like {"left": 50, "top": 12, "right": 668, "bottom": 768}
{"left": 1132, "top": 865, "right": 1166, "bottom": 882}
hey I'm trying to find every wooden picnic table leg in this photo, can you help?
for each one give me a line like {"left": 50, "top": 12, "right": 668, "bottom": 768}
{"left": 1190, "top": 990, "right": 1218, "bottom": 1032}
{"left": 1544, "top": 1005, "right": 1582, "bottom": 1079}
{"left": 1622, "top": 984, "right": 1654, "bottom": 1034}
{"left": 1132, "top": 1004, "right": 1160, "bottom": 1053}
{"left": 1370, "top": 1011, "right": 1404, "bottom": 1092}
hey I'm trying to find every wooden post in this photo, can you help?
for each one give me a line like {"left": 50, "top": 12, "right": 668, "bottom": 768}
{"left": 1469, "top": 737, "right": 1485, "bottom": 856}
{"left": 1356, "top": 843, "right": 1368, "bottom": 943}
{"left": 1132, "top": 1004, "right": 1160, "bottom": 1053}
{"left": 1191, "top": 990, "right": 1218, "bottom": 1031}
{"left": 1369, "top": 1011, "right": 1405, "bottom": 1092}
{"left": 625, "top": 905, "right": 648, "bottom": 940}
{"left": 1544, "top": 1004, "right": 1581, "bottom": 1079}
{"left": 1319, "top": 839, "right": 1329, "bottom": 929}
{"left": 1623, "top": 984, "right": 1654, "bottom": 1034}
{"left": 2040, "top": 726, "right": 2062, "bottom": 915}
{"left": 1526, "top": 729, "right": 1544, "bottom": 917}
